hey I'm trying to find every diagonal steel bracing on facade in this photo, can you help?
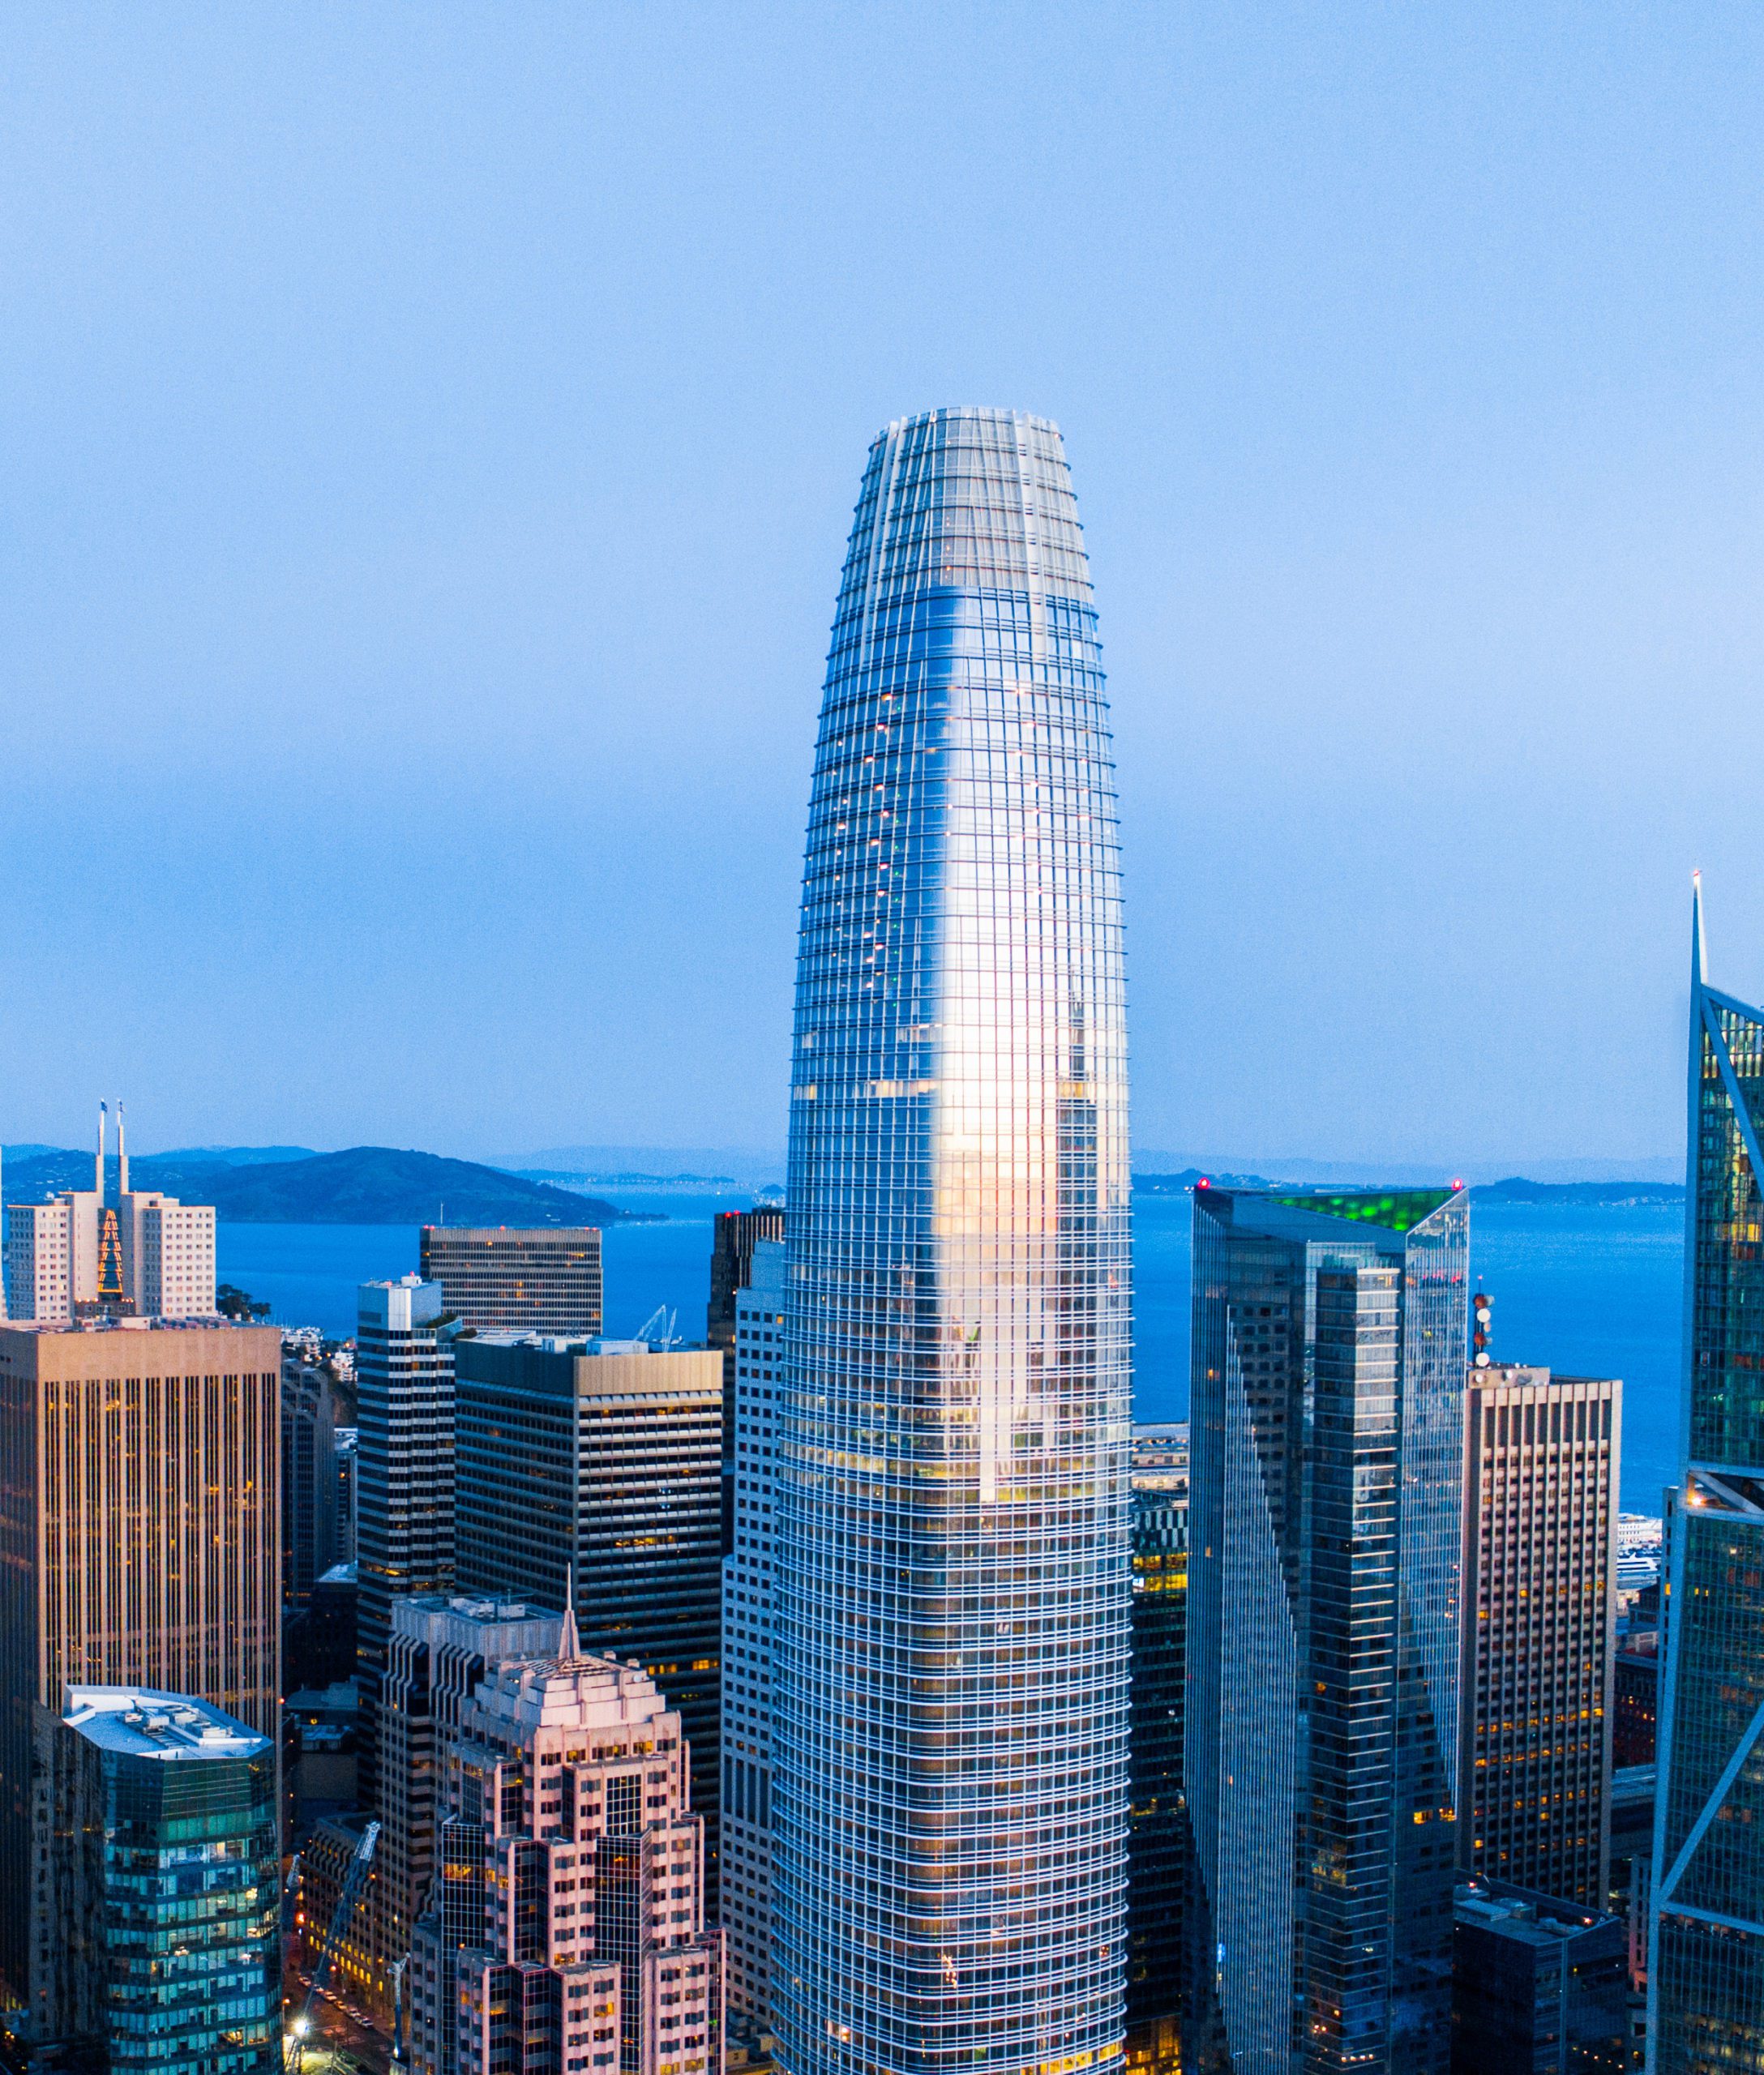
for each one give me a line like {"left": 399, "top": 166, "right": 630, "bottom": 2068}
{"left": 1659, "top": 1696, "right": 1764, "bottom": 1906}
{"left": 1650, "top": 875, "right": 1764, "bottom": 2073}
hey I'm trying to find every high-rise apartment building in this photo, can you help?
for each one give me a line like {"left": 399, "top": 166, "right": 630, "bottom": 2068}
{"left": 452, "top": 1334, "right": 724, "bottom": 1905}
{"left": 379, "top": 1594, "right": 563, "bottom": 1996}
{"left": 419, "top": 1226, "right": 604, "bottom": 1337}
{"left": 409, "top": 1628, "right": 723, "bottom": 2075}
{"left": 2, "top": 1112, "right": 216, "bottom": 1321}
{"left": 721, "top": 1239, "right": 785, "bottom": 2024}
{"left": 356, "top": 1275, "right": 456, "bottom": 1811}
{"left": 1460, "top": 1363, "right": 1621, "bottom": 1906}
{"left": 34, "top": 1685, "right": 280, "bottom": 2071}
{"left": 1651, "top": 881, "right": 1764, "bottom": 2071}
{"left": 773, "top": 409, "right": 1132, "bottom": 2075}
{"left": 1188, "top": 1187, "right": 1470, "bottom": 2074}
{"left": 0, "top": 1319, "right": 281, "bottom": 2001}
{"left": 1127, "top": 1434, "right": 1189, "bottom": 2074}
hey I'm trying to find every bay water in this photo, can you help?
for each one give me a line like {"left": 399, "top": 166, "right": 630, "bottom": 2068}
{"left": 220, "top": 1190, "right": 1684, "bottom": 1512}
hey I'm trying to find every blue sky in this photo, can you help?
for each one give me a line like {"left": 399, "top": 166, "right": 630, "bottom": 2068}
{"left": 5, "top": 4, "right": 1762, "bottom": 1167}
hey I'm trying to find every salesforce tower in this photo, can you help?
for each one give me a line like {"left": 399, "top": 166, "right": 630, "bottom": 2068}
{"left": 772, "top": 409, "right": 1132, "bottom": 2075}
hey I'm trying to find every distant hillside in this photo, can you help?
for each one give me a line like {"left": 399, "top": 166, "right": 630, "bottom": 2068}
{"left": 2, "top": 1145, "right": 637, "bottom": 1227}
{"left": 1134, "top": 1169, "right": 1281, "bottom": 1194}
{"left": 153, "top": 1144, "right": 319, "bottom": 1166}
{"left": 1470, "top": 1176, "right": 1685, "bottom": 1207}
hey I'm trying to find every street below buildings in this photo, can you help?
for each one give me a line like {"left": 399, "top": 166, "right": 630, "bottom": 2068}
{"left": 281, "top": 1953, "right": 395, "bottom": 2075}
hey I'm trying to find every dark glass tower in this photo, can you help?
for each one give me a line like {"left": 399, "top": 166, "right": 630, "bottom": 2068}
{"left": 1127, "top": 1477, "right": 1188, "bottom": 2063}
{"left": 1187, "top": 1187, "right": 1469, "bottom": 2074}
{"left": 773, "top": 409, "right": 1132, "bottom": 2075}
{"left": 1651, "top": 879, "right": 1764, "bottom": 2072}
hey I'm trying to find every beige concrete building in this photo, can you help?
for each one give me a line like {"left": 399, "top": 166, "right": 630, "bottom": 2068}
{"left": 1460, "top": 1363, "right": 1621, "bottom": 1907}
{"left": 0, "top": 1318, "right": 280, "bottom": 2000}
{"left": 3, "top": 1191, "right": 216, "bottom": 1322}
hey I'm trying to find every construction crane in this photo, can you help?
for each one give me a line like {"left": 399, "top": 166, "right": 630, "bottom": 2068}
{"left": 286, "top": 1820, "right": 380, "bottom": 2070}
{"left": 636, "top": 1304, "right": 681, "bottom": 1350}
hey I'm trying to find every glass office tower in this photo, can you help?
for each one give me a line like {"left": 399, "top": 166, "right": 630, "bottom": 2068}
{"left": 1651, "top": 879, "right": 1764, "bottom": 2072}
{"left": 772, "top": 408, "right": 1132, "bottom": 2075}
{"left": 1187, "top": 1187, "right": 1468, "bottom": 2075}
{"left": 37, "top": 1686, "right": 280, "bottom": 2071}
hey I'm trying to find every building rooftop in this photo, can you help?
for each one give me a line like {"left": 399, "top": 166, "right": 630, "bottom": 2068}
{"left": 0, "top": 1314, "right": 236, "bottom": 1335}
{"left": 474, "top": 1624, "right": 674, "bottom": 1733}
{"left": 62, "top": 1685, "right": 269, "bottom": 1763}
{"left": 1454, "top": 1881, "right": 1619, "bottom": 1945}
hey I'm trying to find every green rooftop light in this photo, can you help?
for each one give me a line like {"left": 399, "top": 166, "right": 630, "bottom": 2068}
{"left": 1265, "top": 1188, "right": 1456, "bottom": 1234}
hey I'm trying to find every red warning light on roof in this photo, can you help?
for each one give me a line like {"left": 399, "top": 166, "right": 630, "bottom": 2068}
{"left": 1451, "top": 1178, "right": 1464, "bottom": 1192}
{"left": 1197, "top": 1177, "right": 1211, "bottom": 1190}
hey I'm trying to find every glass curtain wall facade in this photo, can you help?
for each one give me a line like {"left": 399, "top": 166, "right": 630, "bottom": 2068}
{"left": 39, "top": 1687, "right": 280, "bottom": 2073}
{"left": 773, "top": 408, "right": 1132, "bottom": 2075}
{"left": 1651, "top": 881, "right": 1764, "bottom": 2072}
{"left": 1186, "top": 1187, "right": 1468, "bottom": 2075}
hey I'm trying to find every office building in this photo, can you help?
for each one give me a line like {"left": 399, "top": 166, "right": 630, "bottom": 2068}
{"left": 1651, "top": 879, "right": 1764, "bottom": 2069}
{"left": 419, "top": 1225, "right": 604, "bottom": 1337}
{"left": 773, "top": 409, "right": 1132, "bottom": 2075}
{"left": 452, "top": 1333, "right": 723, "bottom": 1904}
{"left": 1128, "top": 1431, "right": 1189, "bottom": 2070}
{"left": 2, "top": 1109, "right": 216, "bottom": 1322}
{"left": 1451, "top": 1881, "right": 1627, "bottom": 2074}
{"left": 1188, "top": 1186, "right": 1470, "bottom": 2073}
{"left": 1130, "top": 1421, "right": 1190, "bottom": 1494}
{"left": 1614, "top": 1636, "right": 1659, "bottom": 1769}
{"left": 1610, "top": 1765, "right": 1656, "bottom": 1993}
{"left": 379, "top": 1594, "right": 563, "bottom": 1992}
{"left": 283, "top": 1345, "right": 341, "bottom": 1606}
{"left": 408, "top": 1626, "right": 723, "bottom": 2075}
{"left": 297, "top": 1811, "right": 383, "bottom": 2011}
{"left": 1460, "top": 1365, "right": 1621, "bottom": 1906}
{"left": 0, "top": 1318, "right": 280, "bottom": 2002}
{"left": 721, "top": 1239, "right": 785, "bottom": 2023}
{"left": 707, "top": 1209, "right": 786, "bottom": 1542}
{"left": 33, "top": 1685, "right": 280, "bottom": 2072}
{"left": 356, "top": 1276, "right": 456, "bottom": 1811}
{"left": 336, "top": 1423, "right": 359, "bottom": 1564}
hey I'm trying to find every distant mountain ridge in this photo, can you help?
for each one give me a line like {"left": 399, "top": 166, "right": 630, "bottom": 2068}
{"left": 1470, "top": 1175, "right": 1684, "bottom": 1206}
{"left": 0, "top": 1145, "right": 638, "bottom": 1227}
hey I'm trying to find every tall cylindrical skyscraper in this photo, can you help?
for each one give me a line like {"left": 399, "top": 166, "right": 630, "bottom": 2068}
{"left": 773, "top": 409, "right": 1132, "bottom": 2075}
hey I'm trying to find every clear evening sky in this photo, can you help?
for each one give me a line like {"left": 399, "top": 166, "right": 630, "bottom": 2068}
{"left": 6, "top": 5, "right": 1761, "bottom": 1170}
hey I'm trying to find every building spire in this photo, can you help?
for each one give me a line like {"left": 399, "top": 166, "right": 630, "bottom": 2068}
{"left": 96, "top": 1102, "right": 106, "bottom": 1199}
{"left": 117, "top": 1104, "right": 128, "bottom": 1198}
{"left": 559, "top": 1564, "right": 581, "bottom": 1664}
{"left": 1692, "top": 868, "right": 1708, "bottom": 992}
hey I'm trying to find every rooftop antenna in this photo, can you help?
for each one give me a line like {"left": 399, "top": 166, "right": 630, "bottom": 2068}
{"left": 1472, "top": 1287, "right": 1493, "bottom": 1370}
{"left": 96, "top": 1103, "right": 106, "bottom": 1199}
{"left": 559, "top": 1564, "right": 581, "bottom": 1663}
{"left": 117, "top": 1105, "right": 129, "bottom": 1198}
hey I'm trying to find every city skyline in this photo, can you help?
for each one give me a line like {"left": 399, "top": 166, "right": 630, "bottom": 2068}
{"left": 7, "top": 6, "right": 1763, "bottom": 1166}
{"left": 5, "top": 11, "right": 1759, "bottom": 2067}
